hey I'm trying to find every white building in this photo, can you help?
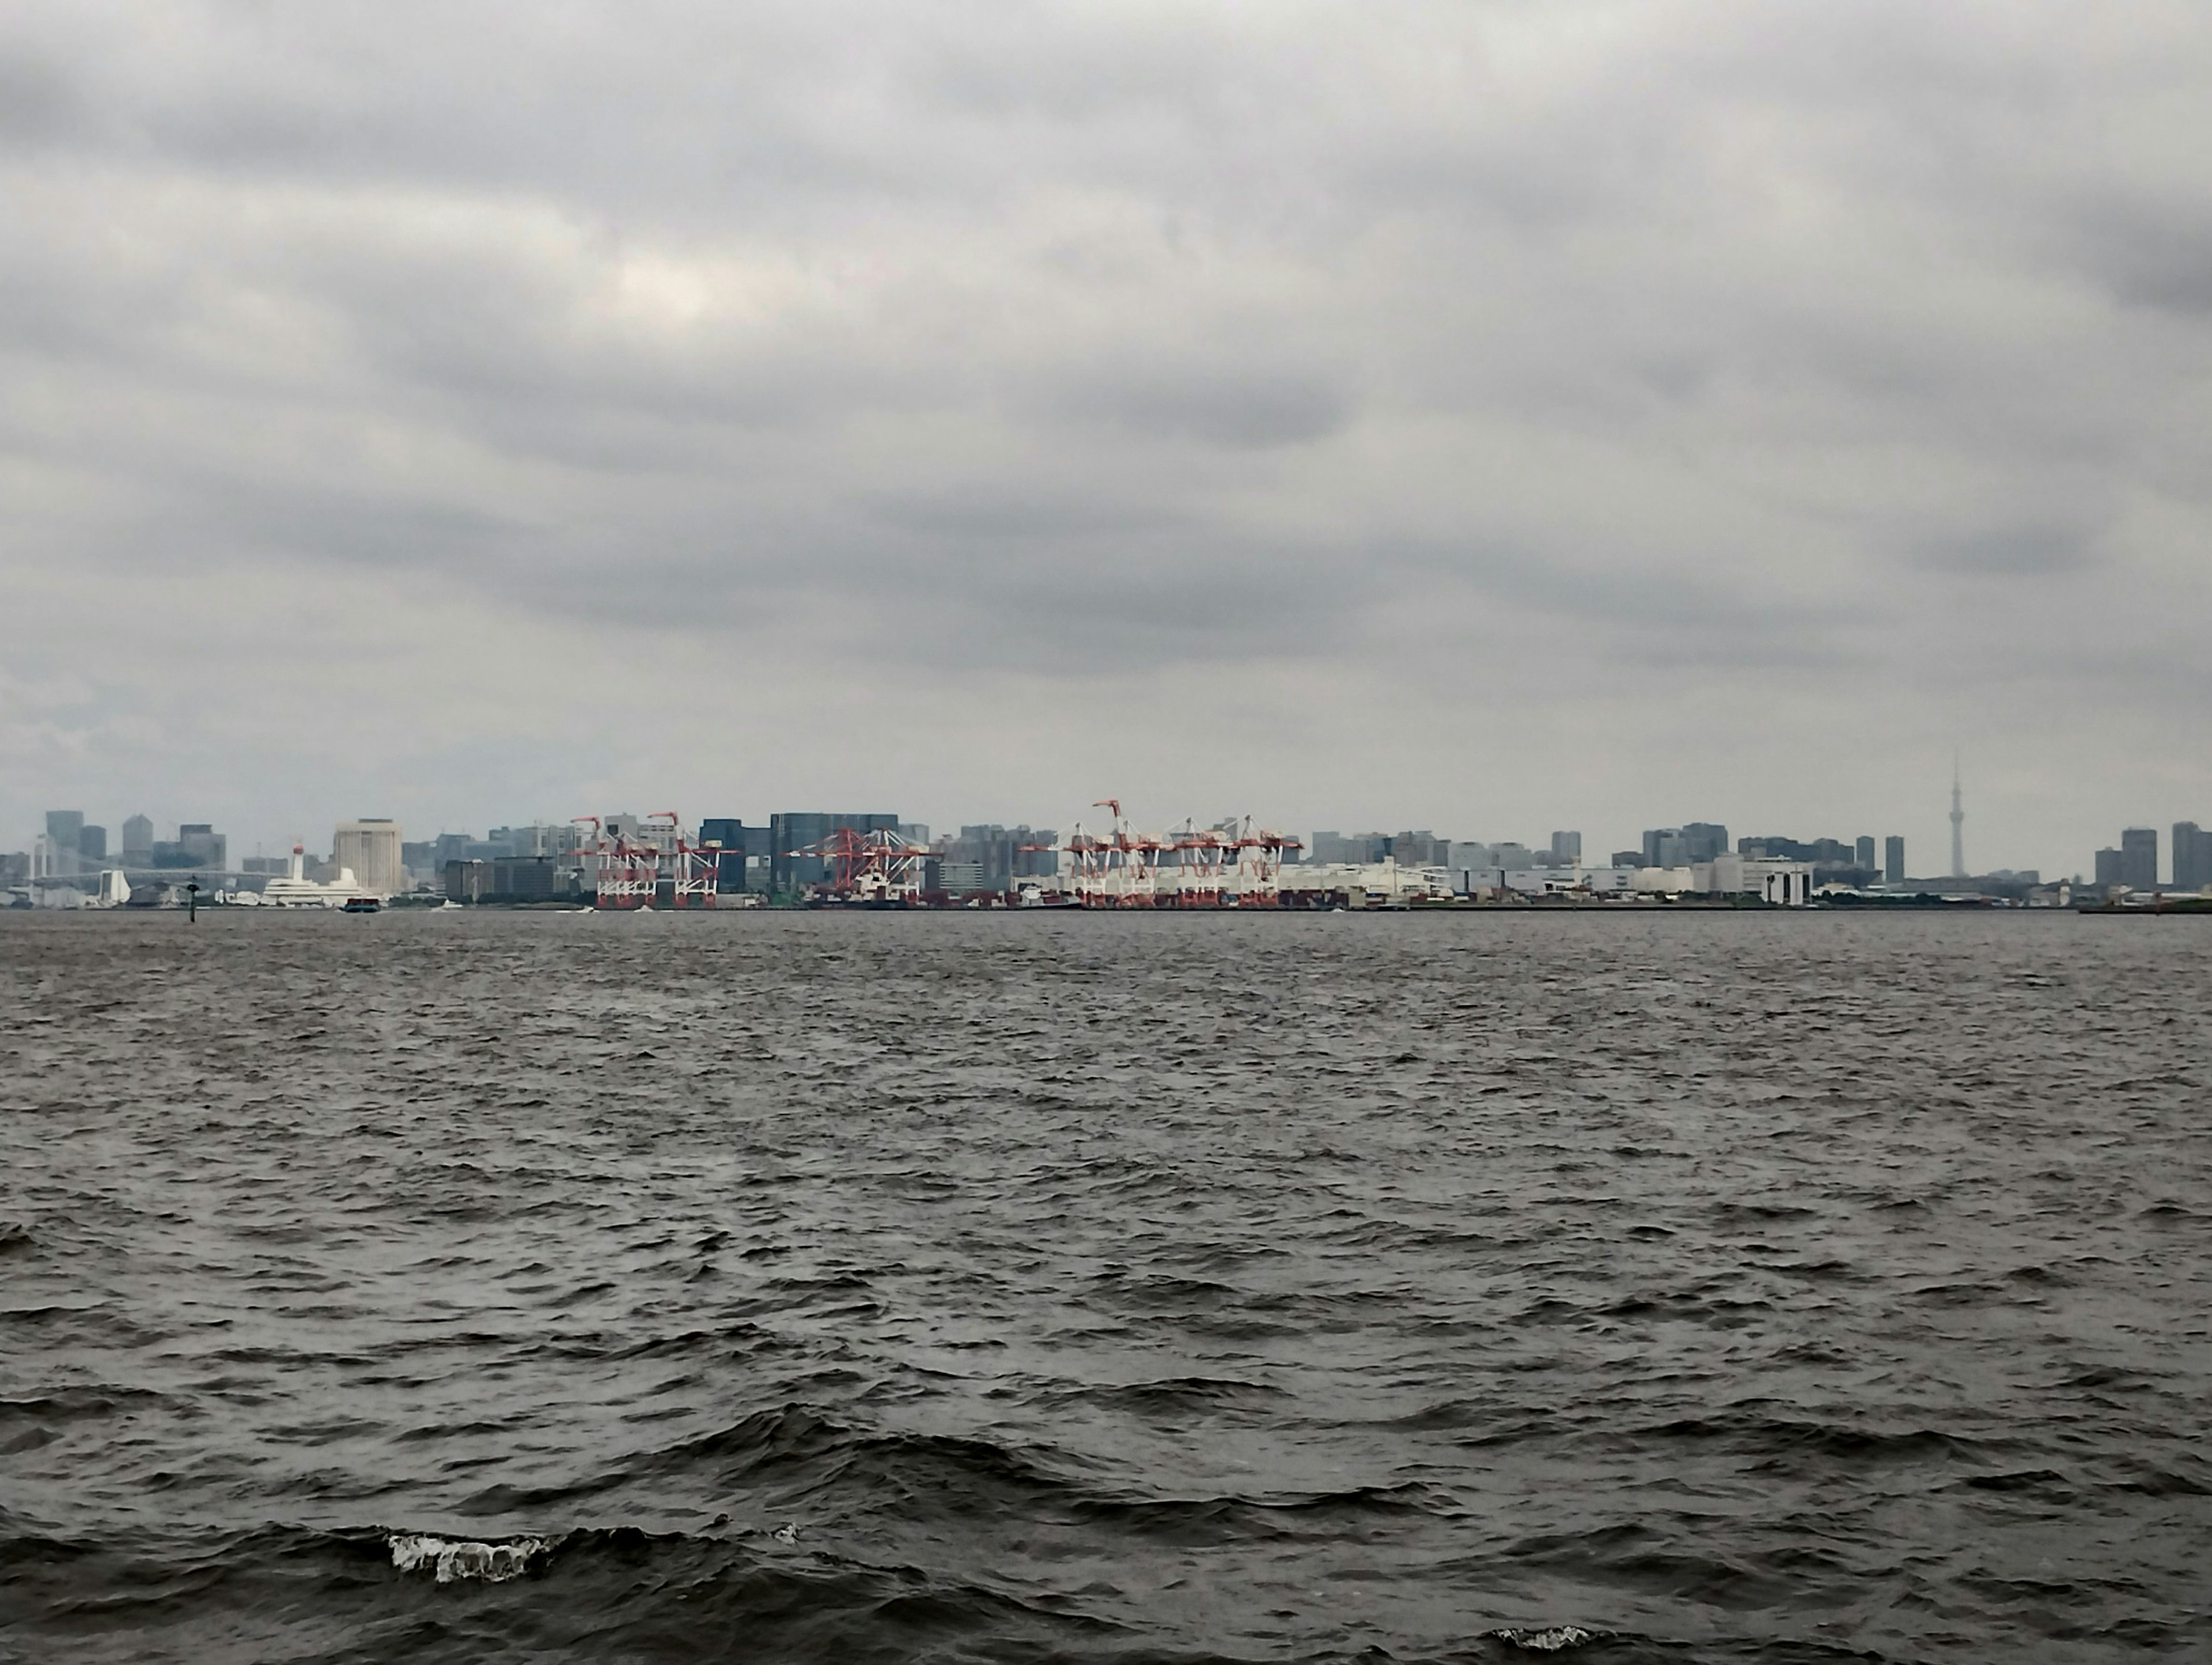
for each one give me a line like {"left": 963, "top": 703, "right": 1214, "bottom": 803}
{"left": 333, "top": 820, "right": 404, "bottom": 897}
{"left": 1290, "top": 859, "right": 1456, "bottom": 902}
{"left": 1630, "top": 856, "right": 1813, "bottom": 905}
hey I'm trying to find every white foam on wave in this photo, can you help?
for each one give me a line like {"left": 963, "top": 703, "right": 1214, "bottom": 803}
{"left": 388, "top": 1533, "right": 549, "bottom": 1584}
{"left": 1487, "top": 1625, "right": 1602, "bottom": 1652}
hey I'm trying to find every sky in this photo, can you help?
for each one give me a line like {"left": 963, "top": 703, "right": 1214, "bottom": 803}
{"left": 4, "top": 1, "right": 2209, "bottom": 876}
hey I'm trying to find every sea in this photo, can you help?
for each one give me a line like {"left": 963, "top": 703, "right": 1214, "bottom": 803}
{"left": 2, "top": 908, "right": 2207, "bottom": 1663}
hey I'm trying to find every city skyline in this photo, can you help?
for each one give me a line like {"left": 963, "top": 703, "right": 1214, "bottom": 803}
{"left": 14, "top": 780, "right": 2208, "bottom": 890}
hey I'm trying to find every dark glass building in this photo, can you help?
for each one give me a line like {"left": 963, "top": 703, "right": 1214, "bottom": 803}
{"left": 699, "top": 819, "right": 775, "bottom": 892}
{"left": 2173, "top": 821, "right": 2210, "bottom": 892}
{"left": 768, "top": 813, "right": 900, "bottom": 896}
{"left": 2120, "top": 827, "right": 2158, "bottom": 891}
{"left": 1681, "top": 822, "right": 1730, "bottom": 864}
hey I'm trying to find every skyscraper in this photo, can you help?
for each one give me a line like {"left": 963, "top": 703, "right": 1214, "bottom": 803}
{"left": 1949, "top": 758, "right": 1964, "bottom": 879}
{"left": 1854, "top": 835, "right": 1875, "bottom": 871}
{"left": 2173, "top": 822, "right": 2210, "bottom": 892}
{"left": 45, "top": 810, "right": 84, "bottom": 878}
{"left": 2120, "top": 828, "right": 2158, "bottom": 892}
{"left": 769, "top": 812, "right": 900, "bottom": 896}
{"left": 1883, "top": 836, "right": 1904, "bottom": 886}
{"left": 1681, "top": 822, "right": 1730, "bottom": 863}
{"left": 122, "top": 814, "right": 153, "bottom": 866}
{"left": 79, "top": 824, "right": 107, "bottom": 864}
{"left": 177, "top": 824, "right": 226, "bottom": 871}
{"left": 1549, "top": 830, "right": 1582, "bottom": 864}
{"left": 333, "top": 820, "right": 404, "bottom": 896}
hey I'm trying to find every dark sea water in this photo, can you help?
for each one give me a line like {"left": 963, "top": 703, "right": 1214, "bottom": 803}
{"left": 3, "top": 908, "right": 2209, "bottom": 1664}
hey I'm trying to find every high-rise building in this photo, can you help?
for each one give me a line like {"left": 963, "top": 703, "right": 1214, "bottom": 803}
{"left": 699, "top": 819, "right": 775, "bottom": 892}
{"left": 1883, "top": 836, "right": 1905, "bottom": 885}
{"left": 2120, "top": 828, "right": 2158, "bottom": 892}
{"left": 1681, "top": 822, "right": 1729, "bottom": 863}
{"left": 1550, "top": 830, "right": 1582, "bottom": 864}
{"left": 79, "top": 824, "right": 107, "bottom": 864}
{"left": 177, "top": 824, "right": 226, "bottom": 872}
{"left": 2094, "top": 847, "right": 2123, "bottom": 890}
{"left": 769, "top": 812, "right": 900, "bottom": 896}
{"left": 1854, "top": 835, "right": 1875, "bottom": 871}
{"left": 334, "top": 820, "right": 404, "bottom": 896}
{"left": 1949, "top": 759, "right": 1965, "bottom": 879}
{"left": 44, "top": 811, "right": 84, "bottom": 878}
{"left": 2172, "top": 822, "right": 2211, "bottom": 892}
{"left": 1642, "top": 828, "right": 1687, "bottom": 867}
{"left": 121, "top": 814, "right": 153, "bottom": 866}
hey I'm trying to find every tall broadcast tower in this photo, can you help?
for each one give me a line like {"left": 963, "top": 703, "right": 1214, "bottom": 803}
{"left": 1949, "top": 755, "right": 1965, "bottom": 879}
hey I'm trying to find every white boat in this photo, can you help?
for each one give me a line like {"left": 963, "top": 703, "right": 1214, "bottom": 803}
{"left": 259, "top": 845, "right": 373, "bottom": 908}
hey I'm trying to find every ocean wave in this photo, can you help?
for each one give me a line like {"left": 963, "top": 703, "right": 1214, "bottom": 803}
{"left": 389, "top": 1533, "right": 550, "bottom": 1583}
{"left": 1487, "top": 1625, "right": 1605, "bottom": 1652}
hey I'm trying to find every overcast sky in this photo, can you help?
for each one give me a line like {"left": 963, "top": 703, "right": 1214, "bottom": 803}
{"left": 5, "top": 2, "right": 2209, "bottom": 874}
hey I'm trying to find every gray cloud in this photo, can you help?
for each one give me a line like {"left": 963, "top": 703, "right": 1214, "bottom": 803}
{"left": 3, "top": 2, "right": 2210, "bottom": 870}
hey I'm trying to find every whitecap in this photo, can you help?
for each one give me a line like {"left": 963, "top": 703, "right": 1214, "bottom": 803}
{"left": 1487, "top": 1625, "right": 1603, "bottom": 1652}
{"left": 388, "top": 1533, "right": 548, "bottom": 1584}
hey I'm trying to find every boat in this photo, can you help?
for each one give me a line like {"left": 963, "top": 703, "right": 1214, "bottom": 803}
{"left": 260, "top": 844, "right": 375, "bottom": 908}
{"left": 342, "top": 895, "right": 381, "bottom": 913}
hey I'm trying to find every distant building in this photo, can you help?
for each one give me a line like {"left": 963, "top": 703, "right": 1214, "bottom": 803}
{"left": 700, "top": 818, "right": 776, "bottom": 892}
{"left": 2093, "top": 847, "right": 2122, "bottom": 889}
{"left": 935, "top": 858, "right": 987, "bottom": 894}
{"left": 444, "top": 856, "right": 559, "bottom": 902}
{"left": 770, "top": 812, "right": 900, "bottom": 896}
{"left": 45, "top": 811, "right": 83, "bottom": 878}
{"left": 950, "top": 825, "right": 1023, "bottom": 892}
{"left": 1854, "top": 835, "right": 1875, "bottom": 871}
{"left": 121, "top": 814, "right": 153, "bottom": 867}
{"left": 1390, "top": 830, "right": 1449, "bottom": 866}
{"left": 334, "top": 820, "right": 404, "bottom": 897}
{"left": 1609, "top": 849, "right": 1642, "bottom": 868}
{"left": 1884, "top": 836, "right": 1905, "bottom": 886}
{"left": 1681, "top": 822, "right": 1730, "bottom": 864}
{"left": 1312, "top": 831, "right": 1399, "bottom": 864}
{"left": 1642, "top": 828, "right": 1687, "bottom": 867}
{"left": 78, "top": 824, "right": 107, "bottom": 863}
{"left": 487, "top": 824, "right": 561, "bottom": 858}
{"left": 2173, "top": 821, "right": 2211, "bottom": 892}
{"left": 177, "top": 824, "right": 226, "bottom": 872}
{"left": 1549, "top": 830, "right": 1582, "bottom": 864}
{"left": 2120, "top": 827, "right": 2158, "bottom": 892}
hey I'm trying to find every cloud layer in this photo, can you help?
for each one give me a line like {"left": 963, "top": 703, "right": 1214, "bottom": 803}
{"left": 5, "top": 2, "right": 2209, "bottom": 868}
